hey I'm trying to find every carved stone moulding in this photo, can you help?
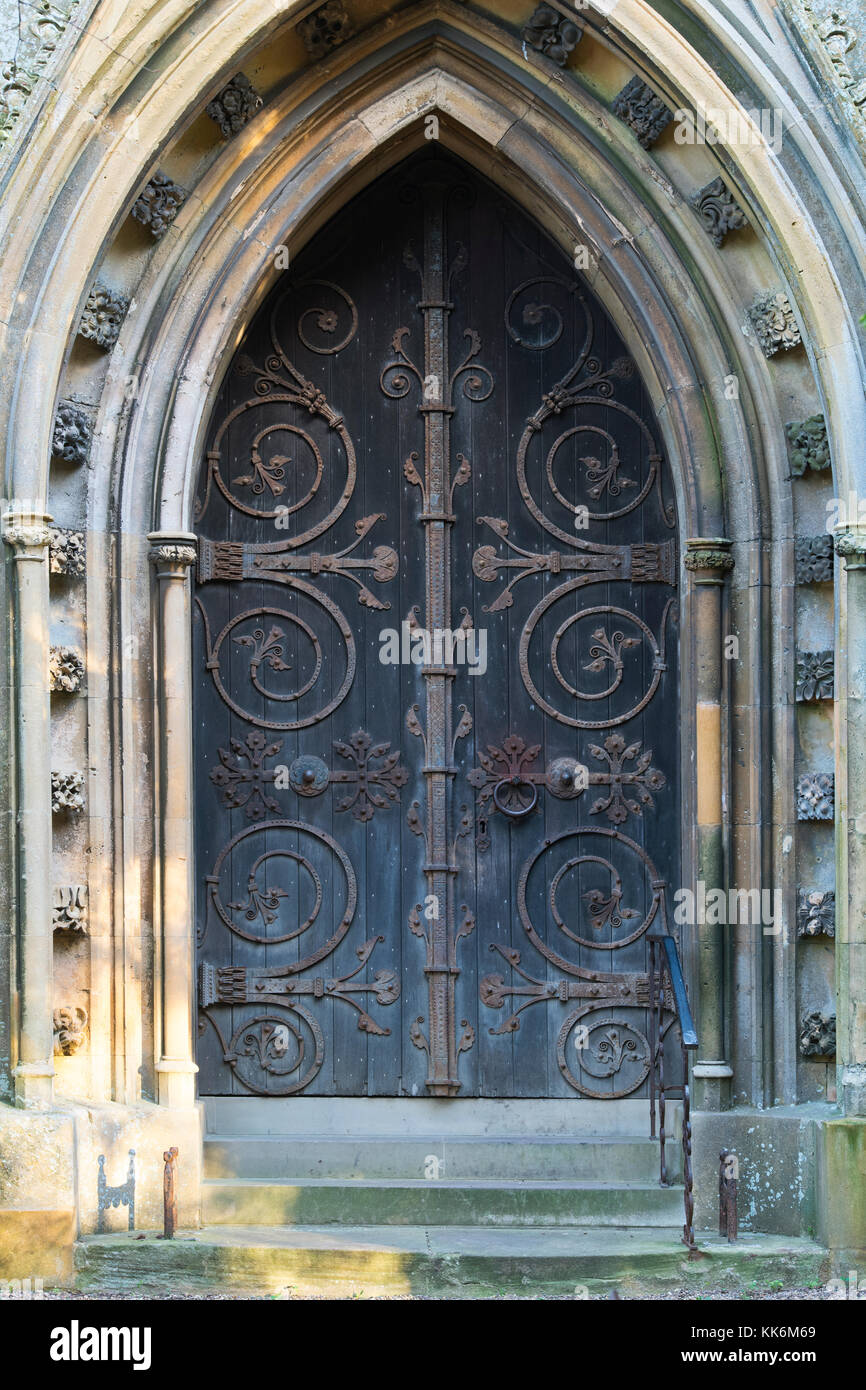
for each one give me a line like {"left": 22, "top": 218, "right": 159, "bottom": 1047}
{"left": 796, "top": 888, "right": 835, "bottom": 938}
{"left": 795, "top": 534, "right": 833, "bottom": 584}
{"left": 690, "top": 177, "right": 749, "bottom": 247}
{"left": 796, "top": 771, "right": 834, "bottom": 821}
{"left": 53, "top": 1005, "right": 88, "bottom": 1056}
{"left": 799, "top": 1010, "right": 836, "bottom": 1057}
{"left": 795, "top": 649, "right": 834, "bottom": 701}
{"left": 53, "top": 884, "right": 88, "bottom": 933}
{"left": 786, "top": 414, "right": 830, "bottom": 476}
{"left": 49, "top": 645, "right": 85, "bottom": 693}
{"left": 521, "top": 4, "right": 582, "bottom": 66}
{"left": 51, "top": 770, "right": 85, "bottom": 815}
{"left": 77, "top": 282, "right": 129, "bottom": 351}
{"left": 131, "top": 171, "right": 187, "bottom": 238}
{"left": 834, "top": 525, "right": 866, "bottom": 569}
{"left": 683, "top": 536, "right": 734, "bottom": 586}
{"left": 1, "top": 511, "right": 52, "bottom": 554}
{"left": 49, "top": 527, "right": 86, "bottom": 577}
{"left": 611, "top": 76, "right": 673, "bottom": 148}
{"left": 51, "top": 399, "right": 92, "bottom": 465}
{"left": 297, "top": 0, "right": 355, "bottom": 58}
{"left": 748, "top": 289, "right": 802, "bottom": 357}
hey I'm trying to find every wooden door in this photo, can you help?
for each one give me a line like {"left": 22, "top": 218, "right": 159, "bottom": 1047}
{"left": 194, "top": 152, "right": 679, "bottom": 1098}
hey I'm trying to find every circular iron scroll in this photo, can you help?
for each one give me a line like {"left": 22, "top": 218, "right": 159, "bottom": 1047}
{"left": 208, "top": 818, "right": 357, "bottom": 958}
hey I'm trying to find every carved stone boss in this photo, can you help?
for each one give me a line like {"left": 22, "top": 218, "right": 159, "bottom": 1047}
{"left": 612, "top": 77, "right": 673, "bottom": 148}
{"left": 691, "top": 178, "right": 749, "bottom": 247}
{"left": 797, "top": 889, "right": 835, "bottom": 938}
{"left": 297, "top": 1, "right": 354, "bottom": 58}
{"left": 49, "top": 645, "right": 85, "bottom": 693}
{"left": 787, "top": 414, "right": 830, "bottom": 475}
{"left": 131, "top": 171, "right": 187, "bottom": 238}
{"left": 748, "top": 290, "right": 802, "bottom": 357}
{"left": 53, "top": 1004, "right": 88, "bottom": 1055}
{"left": 206, "top": 73, "right": 262, "bottom": 138}
{"left": 51, "top": 400, "right": 92, "bottom": 464}
{"left": 77, "top": 282, "right": 129, "bottom": 351}
{"left": 522, "top": 4, "right": 582, "bottom": 66}
{"left": 53, "top": 885, "right": 88, "bottom": 933}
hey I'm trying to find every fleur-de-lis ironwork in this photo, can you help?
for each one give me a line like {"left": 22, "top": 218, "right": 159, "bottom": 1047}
{"left": 210, "top": 728, "right": 283, "bottom": 820}
{"left": 331, "top": 730, "right": 409, "bottom": 821}
{"left": 586, "top": 733, "right": 666, "bottom": 824}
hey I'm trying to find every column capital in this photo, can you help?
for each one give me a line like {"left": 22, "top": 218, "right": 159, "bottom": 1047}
{"left": 147, "top": 530, "right": 198, "bottom": 574}
{"left": 2, "top": 508, "right": 53, "bottom": 558}
{"left": 684, "top": 536, "right": 734, "bottom": 584}
{"left": 834, "top": 524, "right": 866, "bottom": 569}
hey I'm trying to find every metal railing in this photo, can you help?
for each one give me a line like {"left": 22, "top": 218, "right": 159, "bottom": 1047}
{"left": 648, "top": 932, "right": 699, "bottom": 1254}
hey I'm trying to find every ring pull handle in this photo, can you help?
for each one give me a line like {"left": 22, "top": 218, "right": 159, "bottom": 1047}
{"left": 492, "top": 775, "right": 539, "bottom": 820}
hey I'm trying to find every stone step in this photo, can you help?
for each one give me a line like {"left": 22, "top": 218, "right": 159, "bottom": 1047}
{"left": 75, "top": 1227, "right": 829, "bottom": 1299}
{"left": 202, "top": 1177, "right": 686, "bottom": 1227}
{"left": 204, "top": 1135, "right": 681, "bottom": 1184}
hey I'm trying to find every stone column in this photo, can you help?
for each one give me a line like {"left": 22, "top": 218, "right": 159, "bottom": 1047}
{"left": 834, "top": 524, "right": 866, "bottom": 1114}
{"left": 149, "top": 533, "right": 199, "bottom": 1109}
{"left": 684, "top": 537, "right": 734, "bottom": 1109}
{"left": 3, "top": 508, "right": 55, "bottom": 1107}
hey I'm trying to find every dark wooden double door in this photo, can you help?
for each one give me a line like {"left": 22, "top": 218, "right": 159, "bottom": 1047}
{"left": 194, "top": 152, "right": 679, "bottom": 1099}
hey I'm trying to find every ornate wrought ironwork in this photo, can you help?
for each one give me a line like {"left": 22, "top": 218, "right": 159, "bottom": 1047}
{"left": 163, "top": 1148, "right": 178, "bottom": 1239}
{"left": 199, "top": 936, "right": 399, "bottom": 1094}
{"left": 97, "top": 1150, "right": 135, "bottom": 1232}
{"left": 467, "top": 731, "right": 664, "bottom": 828}
{"left": 209, "top": 727, "right": 407, "bottom": 822}
{"left": 719, "top": 1150, "right": 738, "bottom": 1242}
{"left": 194, "top": 155, "right": 680, "bottom": 1104}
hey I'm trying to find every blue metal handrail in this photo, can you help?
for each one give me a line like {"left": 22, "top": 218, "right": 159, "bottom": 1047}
{"left": 648, "top": 932, "right": 699, "bottom": 1255}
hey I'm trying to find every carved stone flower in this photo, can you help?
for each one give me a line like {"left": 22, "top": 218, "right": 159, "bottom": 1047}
{"left": 690, "top": 177, "right": 749, "bottom": 248}
{"left": 612, "top": 76, "right": 673, "bottom": 148}
{"left": 521, "top": 4, "right": 582, "bottom": 66}
{"left": 748, "top": 290, "right": 801, "bottom": 357}
{"left": 206, "top": 73, "right": 263, "bottom": 138}
{"left": 796, "top": 772, "right": 834, "bottom": 821}
{"left": 786, "top": 415, "right": 830, "bottom": 475}
{"left": 794, "top": 535, "right": 833, "bottom": 584}
{"left": 51, "top": 401, "right": 92, "bottom": 464}
{"left": 795, "top": 649, "right": 833, "bottom": 702}
{"left": 796, "top": 889, "right": 835, "bottom": 938}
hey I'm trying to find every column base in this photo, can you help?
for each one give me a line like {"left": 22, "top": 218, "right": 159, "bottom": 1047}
{"left": 838, "top": 1064, "right": 866, "bottom": 1116}
{"left": 156, "top": 1060, "right": 198, "bottom": 1109}
{"left": 692, "top": 1059, "right": 733, "bottom": 1111}
{"left": 13, "top": 1061, "right": 55, "bottom": 1109}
